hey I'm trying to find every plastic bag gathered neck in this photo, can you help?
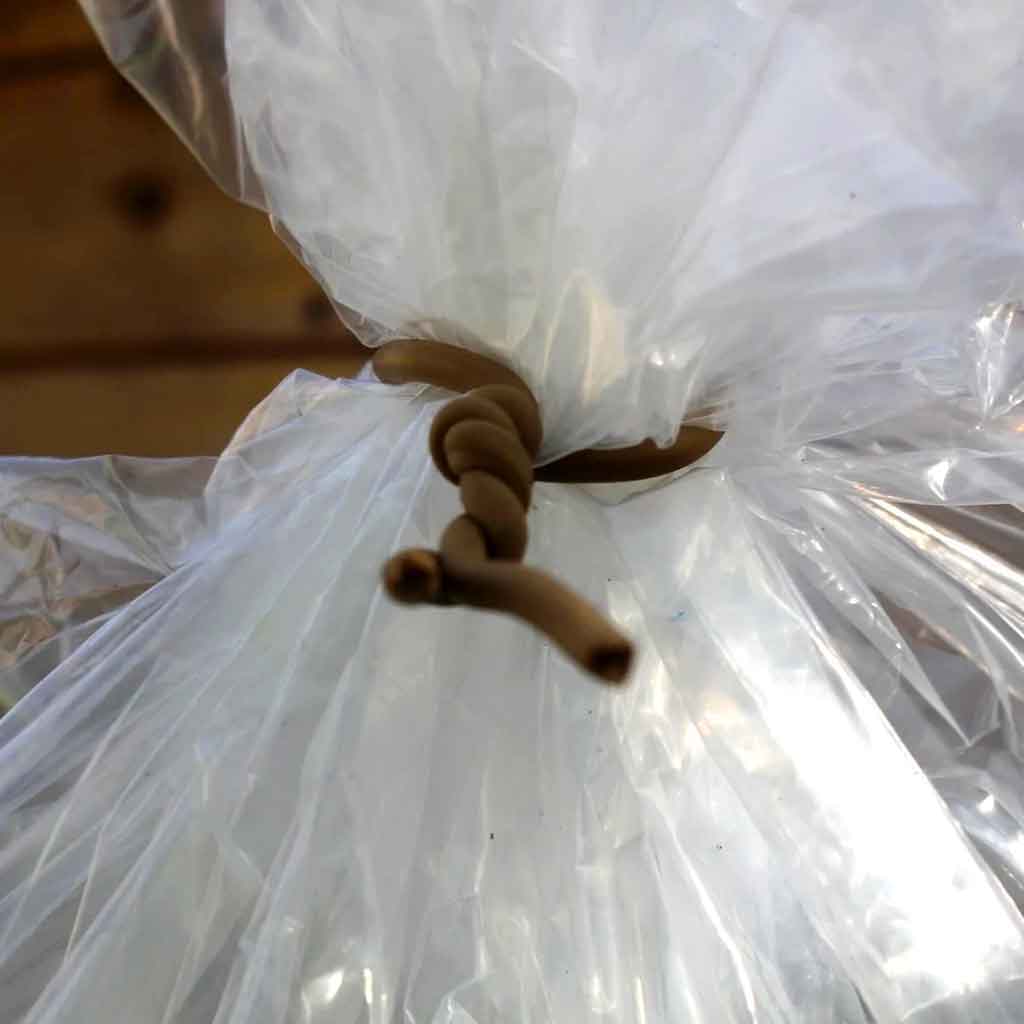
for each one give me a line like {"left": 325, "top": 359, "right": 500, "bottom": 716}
{"left": 372, "top": 339, "right": 721, "bottom": 681}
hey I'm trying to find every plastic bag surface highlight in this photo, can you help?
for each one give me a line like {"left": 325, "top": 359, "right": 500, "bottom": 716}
{"left": 3, "top": 1, "right": 1024, "bottom": 1021}
{"left": 82, "top": 0, "right": 1024, "bottom": 459}
{"left": 5, "top": 370, "right": 1024, "bottom": 1021}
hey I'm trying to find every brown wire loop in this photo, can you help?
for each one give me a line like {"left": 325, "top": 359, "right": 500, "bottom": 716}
{"left": 375, "top": 339, "right": 723, "bottom": 684}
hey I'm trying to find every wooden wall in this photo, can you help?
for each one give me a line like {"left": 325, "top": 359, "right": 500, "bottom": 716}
{"left": 0, "top": 2, "right": 369, "bottom": 457}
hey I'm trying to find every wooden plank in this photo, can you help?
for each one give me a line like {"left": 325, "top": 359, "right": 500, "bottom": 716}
{"left": 0, "top": 1, "right": 96, "bottom": 62}
{"left": 0, "top": 356, "right": 370, "bottom": 458}
{"left": 0, "top": 335, "right": 370, "bottom": 374}
{"left": 0, "top": 1, "right": 377, "bottom": 460}
{"left": 1, "top": 53, "right": 353, "bottom": 349}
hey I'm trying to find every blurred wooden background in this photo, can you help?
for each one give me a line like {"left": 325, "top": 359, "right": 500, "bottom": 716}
{"left": 0, "top": 1, "right": 369, "bottom": 457}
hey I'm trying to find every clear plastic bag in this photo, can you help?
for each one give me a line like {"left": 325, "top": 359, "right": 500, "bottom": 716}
{"left": 82, "top": 0, "right": 1024, "bottom": 459}
{"left": 7, "top": 371, "right": 1024, "bottom": 1022}
{"left": 4, "top": 2, "right": 1024, "bottom": 1021}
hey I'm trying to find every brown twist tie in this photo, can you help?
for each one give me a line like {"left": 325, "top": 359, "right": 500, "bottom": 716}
{"left": 374, "top": 340, "right": 722, "bottom": 684}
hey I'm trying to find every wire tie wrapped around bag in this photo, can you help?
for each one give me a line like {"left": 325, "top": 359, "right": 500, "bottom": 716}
{"left": 373, "top": 340, "right": 722, "bottom": 683}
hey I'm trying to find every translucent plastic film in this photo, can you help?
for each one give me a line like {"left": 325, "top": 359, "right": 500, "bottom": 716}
{"left": 3, "top": 1, "right": 1024, "bottom": 1021}
{"left": 79, "top": 0, "right": 262, "bottom": 204}
{"left": 5, "top": 370, "right": 1024, "bottom": 1021}
{"left": 81, "top": 1, "right": 1024, "bottom": 458}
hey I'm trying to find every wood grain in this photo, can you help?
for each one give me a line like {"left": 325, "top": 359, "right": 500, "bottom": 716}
{"left": 0, "top": 358, "right": 368, "bottom": 457}
{"left": 0, "top": 1, "right": 96, "bottom": 63}
{"left": 1, "top": 68, "right": 349, "bottom": 348}
{"left": 1, "top": 3, "right": 374, "bottom": 456}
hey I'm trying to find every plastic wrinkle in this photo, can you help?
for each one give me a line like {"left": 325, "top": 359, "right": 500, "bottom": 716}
{"left": 3, "top": 2, "right": 1024, "bottom": 1021}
